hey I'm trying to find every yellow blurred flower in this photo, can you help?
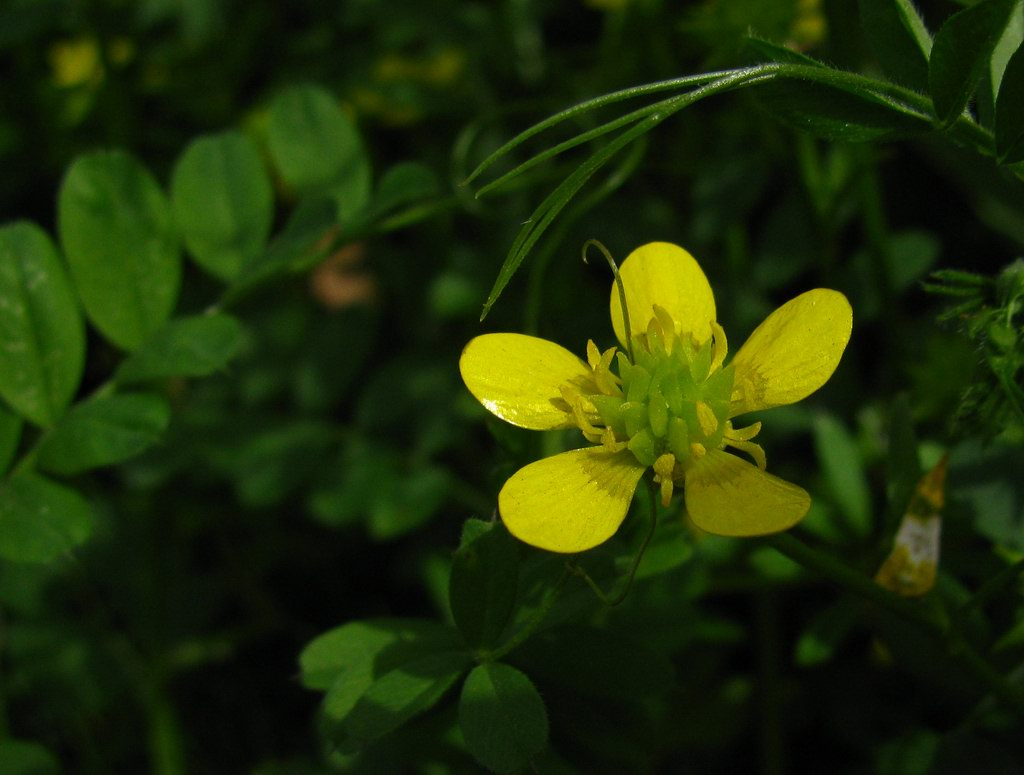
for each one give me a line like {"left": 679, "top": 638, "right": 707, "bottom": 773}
{"left": 49, "top": 37, "right": 104, "bottom": 88}
{"left": 460, "top": 242, "right": 852, "bottom": 552}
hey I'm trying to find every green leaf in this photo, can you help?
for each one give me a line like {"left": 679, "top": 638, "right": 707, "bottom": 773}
{"left": 0, "top": 222, "right": 85, "bottom": 427}
{"left": 225, "top": 196, "right": 337, "bottom": 301}
{"left": 344, "top": 650, "right": 471, "bottom": 746}
{"left": 0, "top": 739, "right": 60, "bottom": 775}
{"left": 996, "top": 41, "right": 1024, "bottom": 162}
{"left": 859, "top": 0, "right": 933, "bottom": 92}
{"left": 115, "top": 313, "right": 246, "bottom": 385}
{"left": 928, "top": 0, "right": 1019, "bottom": 126}
{"left": 459, "top": 663, "right": 549, "bottom": 775}
{"left": 0, "top": 403, "right": 22, "bottom": 476}
{"left": 171, "top": 131, "right": 273, "bottom": 280}
{"left": 367, "top": 465, "right": 452, "bottom": 541}
{"left": 299, "top": 619, "right": 462, "bottom": 718}
{"left": 753, "top": 77, "right": 931, "bottom": 142}
{"left": 372, "top": 161, "right": 439, "bottom": 215}
{"left": 267, "top": 84, "right": 372, "bottom": 220}
{"left": 812, "top": 413, "right": 872, "bottom": 537}
{"left": 37, "top": 393, "right": 170, "bottom": 476}
{"left": 0, "top": 473, "right": 95, "bottom": 563}
{"left": 449, "top": 519, "right": 519, "bottom": 651}
{"left": 57, "top": 150, "right": 181, "bottom": 350}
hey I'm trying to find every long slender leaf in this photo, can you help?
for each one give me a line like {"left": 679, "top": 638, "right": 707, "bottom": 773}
{"left": 465, "top": 68, "right": 754, "bottom": 185}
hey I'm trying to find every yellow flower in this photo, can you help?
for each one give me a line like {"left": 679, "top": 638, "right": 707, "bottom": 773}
{"left": 460, "top": 242, "right": 852, "bottom": 553}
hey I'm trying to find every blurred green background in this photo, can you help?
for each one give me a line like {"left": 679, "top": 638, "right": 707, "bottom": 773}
{"left": 2, "top": 0, "right": 1024, "bottom": 773}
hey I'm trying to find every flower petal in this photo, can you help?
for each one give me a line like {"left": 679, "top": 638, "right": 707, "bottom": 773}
{"left": 610, "top": 242, "right": 716, "bottom": 348}
{"left": 684, "top": 449, "right": 810, "bottom": 536}
{"left": 460, "top": 333, "right": 593, "bottom": 430}
{"left": 499, "top": 447, "right": 646, "bottom": 553}
{"left": 730, "top": 288, "right": 852, "bottom": 416}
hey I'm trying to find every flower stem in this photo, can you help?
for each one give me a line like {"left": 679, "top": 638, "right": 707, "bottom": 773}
{"left": 762, "top": 532, "right": 1024, "bottom": 716}
{"left": 566, "top": 480, "right": 659, "bottom": 607}
{"left": 486, "top": 567, "right": 571, "bottom": 662}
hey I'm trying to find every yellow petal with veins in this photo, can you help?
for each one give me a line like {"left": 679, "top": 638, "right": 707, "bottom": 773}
{"left": 610, "top": 242, "right": 716, "bottom": 349}
{"left": 685, "top": 449, "right": 810, "bottom": 536}
{"left": 730, "top": 289, "right": 852, "bottom": 416}
{"left": 460, "top": 333, "right": 593, "bottom": 430}
{"left": 499, "top": 447, "right": 646, "bottom": 552}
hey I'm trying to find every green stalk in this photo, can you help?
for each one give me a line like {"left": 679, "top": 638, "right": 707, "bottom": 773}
{"left": 763, "top": 532, "right": 1024, "bottom": 716}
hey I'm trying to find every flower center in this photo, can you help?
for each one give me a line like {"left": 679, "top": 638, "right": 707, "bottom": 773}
{"left": 560, "top": 306, "right": 764, "bottom": 505}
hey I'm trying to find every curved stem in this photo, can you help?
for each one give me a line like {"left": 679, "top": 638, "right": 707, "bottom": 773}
{"left": 485, "top": 567, "right": 571, "bottom": 662}
{"left": 566, "top": 480, "right": 658, "bottom": 607}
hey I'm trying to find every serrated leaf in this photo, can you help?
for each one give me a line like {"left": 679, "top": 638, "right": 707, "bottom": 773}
{"left": 0, "top": 473, "right": 95, "bottom": 563}
{"left": 996, "top": 41, "right": 1024, "bottom": 162}
{"left": 449, "top": 519, "right": 519, "bottom": 651}
{"left": 812, "top": 413, "right": 872, "bottom": 537}
{"left": 0, "top": 739, "right": 60, "bottom": 775}
{"left": 115, "top": 313, "right": 246, "bottom": 385}
{"left": 459, "top": 663, "right": 548, "bottom": 775}
{"left": 299, "top": 618, "right": 462, "bottom": 720}
{"left": 171, "top": 131, "right": 273, "bottom": 280}
{"left": 37, "top": 393, "right": 170, "bottom": 475}
{"left": 859, "top": 0, "right": 933, "bottom": 92}
{"left": 58, "top": 150, "right": 181, "bottom": 350}
{"left": 344, "top": 650, "right": 471, "bottom": 746}
{"left": 267, "top": 84, "right": 372, "bottom": 221}
{"left": 0, "top": 222, "right": 85, "bottom": 427}
{"left": 928, "top": 0, "right": 1019, "bottom": 126}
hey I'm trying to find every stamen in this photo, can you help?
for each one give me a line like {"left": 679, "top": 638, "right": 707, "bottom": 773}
{"left": 727, "top": 439, "right": 767, "bottom": 470}
{"left": 601, "top": 427, "right": 626, "bottom": 452}
{"left": 653, "top": 306, "right": 676, "bottom": 353}
{"left": 593, "top": 346, "right": 622, "bottom": 396}
{"left": 695, "top": 401, "right": 719, "bottom": 436}
{"left": 586, "top": 339, "right": 601, "bottom": 369}
{"left": 653, "top": 453, "right": 677, "bottom": 506}
{"left": 690, "top": 442, "right": 707, "bottom": 459}
{"left": 724, "top": 420, "right": 762, "bottom": 442}
{"left": 560, "top": 384, "right": 601, "bottom": 439}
